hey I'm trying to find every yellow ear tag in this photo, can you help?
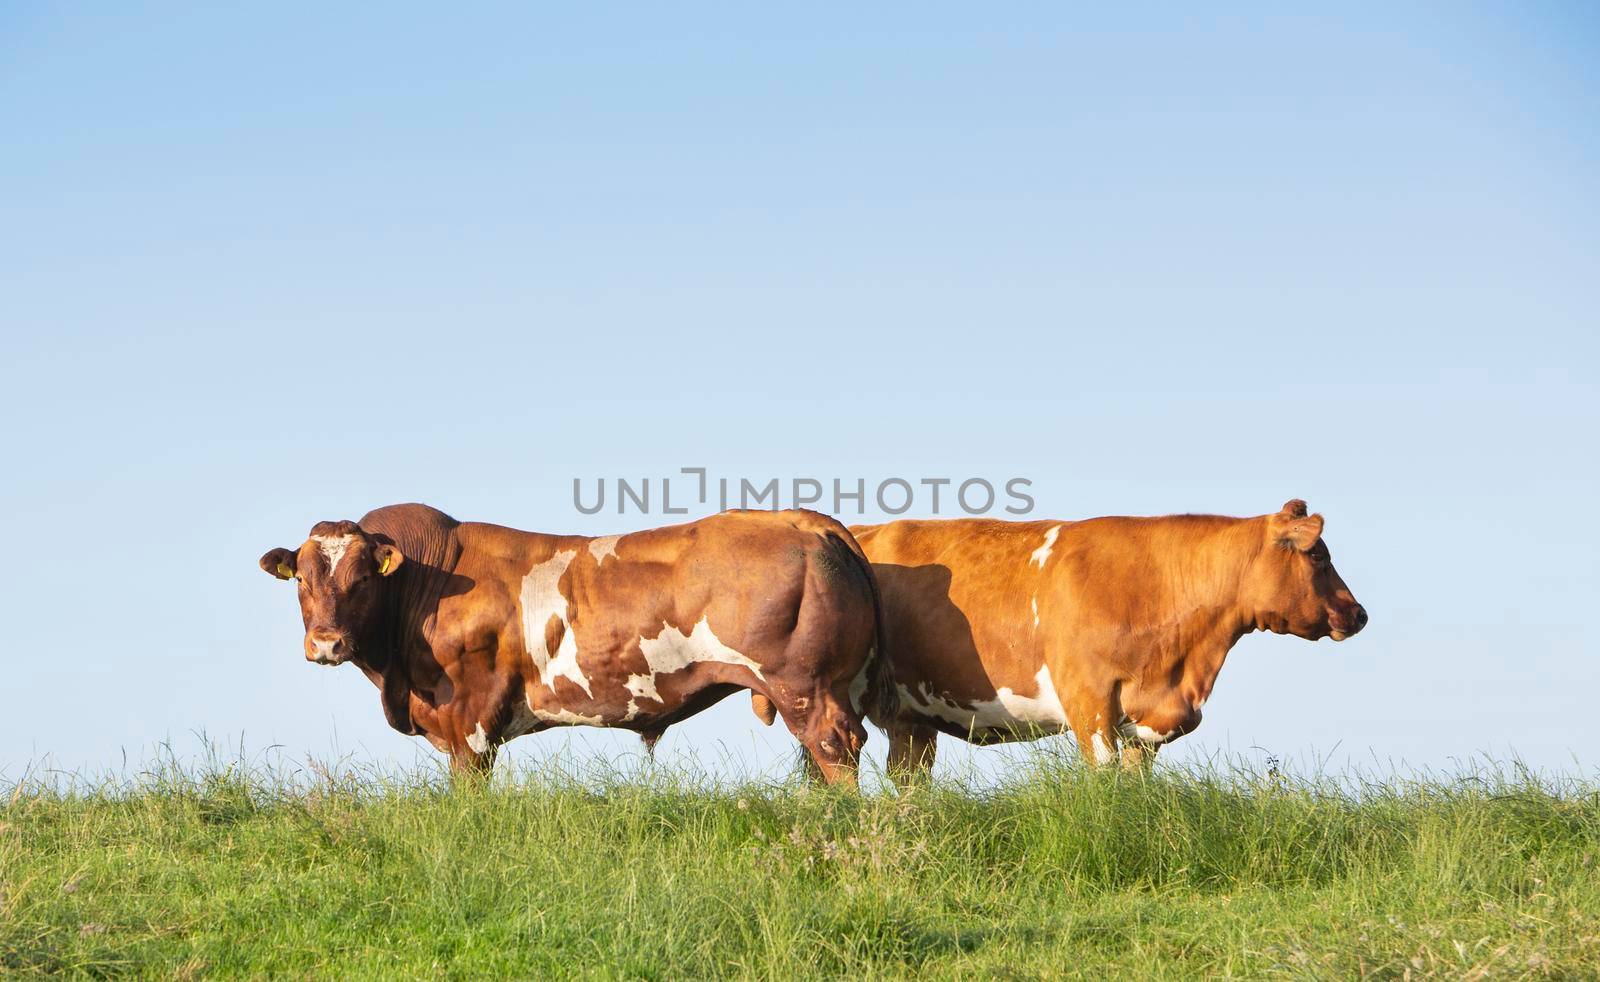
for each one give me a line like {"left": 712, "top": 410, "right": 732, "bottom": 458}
{"left": 378, "top": 555, "right": 392, "bottom": 575}
{"left": 276, "top": 562, "right": 294, "bottom": 579}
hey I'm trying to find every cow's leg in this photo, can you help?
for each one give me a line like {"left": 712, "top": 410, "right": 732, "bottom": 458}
{"left": 1116, "top": 697, "right": 1196, "bottom": 771}
{"left": 1120, "top": 739, "right": 1159, "bottom": 771}
{"left": 1065, "top": 691, "right": 1122, "bottom": 770}
{"left": 886, "top": 721, "right": 937, "bottom": 786}
{"left": 774, "top": 685, "right": 867, "bottom": 787}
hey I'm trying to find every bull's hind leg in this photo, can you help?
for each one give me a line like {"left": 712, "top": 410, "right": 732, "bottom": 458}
{"left": 773, "top": 685, "right": 868, "bottom": 787}
{"left": 886, "top": 721, "right": 937, "bottom": 786}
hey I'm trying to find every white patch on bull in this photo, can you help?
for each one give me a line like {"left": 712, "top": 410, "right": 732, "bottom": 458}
{"left": 532, "top": 707, "right": 604, "bottom": 726}
{"left": 1090, "top": 732, "right": 1114, "bottom": 766}
{"left": 630, "top": 617, "right": 765, "bottom": 706}
{"left": 1029, "top": 525, "right": 1062, "bottom": 569}
{"left": 520, "top": 549, "right": 593, "bottom": 697}
{"left": 624, "top": 672, "right": 661, "bottom": 705}
{"left": 312, "top": 534, "right": 355, "bottom": 577}
{"left": 1031, "top": 596, "right": 1039, "bottom": 627}
{"left": 588, "top": 535, "right": 621, "bottom": 563}
{"left": 505, "top": 695, "right": 614, "bottom": 736}
{"left": 897, "top": 665, "right": 1067, "bottom": 733}
{"left": 466, "top": 722, "right": 489, "bottom": 754}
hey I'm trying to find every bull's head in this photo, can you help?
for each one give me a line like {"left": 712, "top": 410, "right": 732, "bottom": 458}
{"left": 1242, "top": 499, "right": 1368, "bottom": 642}
{"left": 258, "top": 520, "right": 404, "bottom": 664}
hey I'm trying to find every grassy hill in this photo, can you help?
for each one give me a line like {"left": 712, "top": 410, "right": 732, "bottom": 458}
{"left": 3, "top": 751, "right": 1597, "bottom": 978}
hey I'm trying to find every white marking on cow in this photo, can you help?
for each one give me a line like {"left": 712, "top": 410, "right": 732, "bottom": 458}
{"left": 466, "top": 722, "right": 489, "bottom": 753}
{"left": 897, "top": 664, "right": 1067, "bottom": 733}
{"left": 1118, "top": 717, "right": 1175, "bottom": 745}
{"left": 1031, "top": 596, "right": 1039, "bottom": 627}
{"left": 313, "top": 534, "right": 355, "bottom": 577}
{"left": 520, "top": 549, "right": 593, "bottom": 697}
{"left": 588, "top": 535, "right": 621, "bottom": 563}
{"left": 896, "top": 684, "right": 974, "bottom": 729}
{"left": 633, "top": 617, "right": 766, "bottom": 701}
{"left": 1029, "top": 525, "right": 1062, "bottom": 569}
{"left": 1135, "top": 724, "right": 1174, "bottom": 743}
{"left": 974, "top": 664, "right": 1067, "bottom": 727}
{"left": 1090, "top": 732, "right": 1114, "bottom": 766}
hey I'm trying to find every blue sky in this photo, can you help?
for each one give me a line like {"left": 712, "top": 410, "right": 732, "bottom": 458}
{"left": 2, "top": 4, "right": 1596, "bottom": 782}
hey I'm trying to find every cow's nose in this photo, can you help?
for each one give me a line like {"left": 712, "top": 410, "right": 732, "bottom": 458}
{"left": 1352, "top": 605, "right": 1369, "bottom": 633}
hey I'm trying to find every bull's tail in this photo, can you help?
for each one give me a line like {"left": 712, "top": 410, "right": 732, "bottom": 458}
{"left": 829, "top": 530, "right": 899, "bottom": 728}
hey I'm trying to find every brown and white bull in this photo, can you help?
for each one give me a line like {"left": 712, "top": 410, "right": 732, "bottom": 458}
{"left": 258, "top": 503, "right": 889, "bottom": 783}
{"left": 835, "top": 499, "right": 1366, "bottom": 777}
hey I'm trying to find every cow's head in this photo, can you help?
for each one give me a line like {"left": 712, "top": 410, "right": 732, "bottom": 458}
{"left": 258, "top": 520, "right": 404, "bottom": 664}
{"left": 1242, "top": 499, "right": 1367, "bottom": 642}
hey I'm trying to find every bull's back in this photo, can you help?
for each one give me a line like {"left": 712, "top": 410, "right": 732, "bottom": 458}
{"left": 543, "top": 509, "right": 876, "bottom": 677}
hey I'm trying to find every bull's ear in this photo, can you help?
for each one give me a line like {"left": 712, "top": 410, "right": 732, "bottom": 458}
{"left": 373, "top": 543, "right": 404, "bottom": 577}
{"left": 1269, "top": 508, "right": 1323, "bottom": 552}
{"left": 260, "top": 547, "right": 297, "bottom": 580}
{"left": 1280, "top": 499, "right": 1308, "bottom": 518}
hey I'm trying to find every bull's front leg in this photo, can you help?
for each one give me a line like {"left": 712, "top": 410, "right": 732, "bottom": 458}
{"left": 431, "top": 649, "right": 515, "bottom": 783}
{"left": 449, "top": 740, "right": 498, "bottom": 779}
{"left": 407, "top": 701, "right": 499, "bottom": 779}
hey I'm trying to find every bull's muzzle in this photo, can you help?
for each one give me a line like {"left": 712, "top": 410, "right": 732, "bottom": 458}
{"left": 305, "top": 630, "right": 350, "bottom": 665}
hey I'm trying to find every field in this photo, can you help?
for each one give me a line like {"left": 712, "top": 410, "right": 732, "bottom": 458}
{"left": 3, "top": 750, "right": 1598, "bottom": 979}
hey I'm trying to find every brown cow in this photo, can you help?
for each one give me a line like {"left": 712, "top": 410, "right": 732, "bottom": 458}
{"left": 837, "top": 499, "right": 1366, "bottom": 778}
{"left": 257, "top": 503, "right": 890, "bottom": 784}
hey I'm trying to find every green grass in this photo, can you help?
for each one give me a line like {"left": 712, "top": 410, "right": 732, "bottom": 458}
{"left": 4, "top": 749, "right": 1598, "bottom": 979}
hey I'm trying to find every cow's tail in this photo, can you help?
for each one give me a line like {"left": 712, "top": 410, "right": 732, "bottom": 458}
{"left": 830, "top": 529, "right": 899, "bottom": 728}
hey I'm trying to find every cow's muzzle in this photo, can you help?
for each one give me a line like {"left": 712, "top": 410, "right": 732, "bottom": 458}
{"left": 305, "top": 630, "right": 352, "bottom": 665}
{"left": 1328, "top": 604, "right": 1368, "bottom": 641}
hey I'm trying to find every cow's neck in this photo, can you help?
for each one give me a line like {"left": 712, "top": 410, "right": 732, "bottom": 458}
{"left": 1139, "top": 518, "right": 1262, "bottom": 706}
{"left": 1151, "top": 607, "right": 1251, "bottom": 708}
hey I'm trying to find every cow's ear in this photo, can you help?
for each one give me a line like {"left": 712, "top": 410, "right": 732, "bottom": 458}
{"left": 1269, "top": 508, "right": 1323, "bottom": 552}
{"left": 373, "top": 543, "right": 404, "bottom": 577}
{"left": 260, "top": 547, "right": 297, "bottom": 580}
